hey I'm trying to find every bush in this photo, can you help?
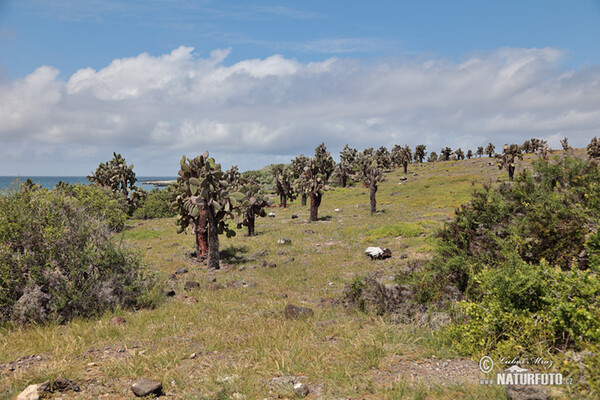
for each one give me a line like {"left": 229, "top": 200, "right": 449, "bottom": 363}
{"left": 54, "top": 182, "right": 128, "bottom": 231}
{"left": 0, "top": 184, "right": 154, "bottom": 325}
{"left": 132, "top": 187, "right": 176, "bottom": 219}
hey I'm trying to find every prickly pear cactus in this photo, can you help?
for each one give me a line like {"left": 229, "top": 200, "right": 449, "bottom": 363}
{"left": 495, "top": 144, "right": 523, "bottom": 180}
{"left": 337, "top": 144, "right": 358, "bottom": 188}
{"left": 295, "top": 143, "right": 335, "bottom": 221}
{"left": 588, "top": 137, "right": 600, "bottom": 160}
{"left": 172, "top": 152, "right": 242, "bottom": 269}
{"left": 414, "top": 144, "right": 427, "bottom": 163}
{"left": 234, "top": 182, "right": 272, "bottom": 236}
{"left": 358, "top": 153, "right": 383, "bottom": 214}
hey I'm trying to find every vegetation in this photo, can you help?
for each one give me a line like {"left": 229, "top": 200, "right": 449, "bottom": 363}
{"left": 588, "top": 136, "right": 600, "bottom": 160}
{"left": 414, "top": 144, "right": 427, "bottom": 163}
{"left": 485, "top": 142, "right": 495, "bottom": 157}
{"left": 235, "top": 181, "right": 272, "bottom": 236}
{"left": 0, "top": 184, "right": 153, "bottom": 325}
{"left": 495, "top": 143, "right": 523, "bottom": 180}
{"left": 357, "top": 153, "right": 383, "bottom": 214}
{"left": 337, "top": 145, "right": 358, "bottom": 188}
{"left": 295, "top": 143, "right": 335, "bottom": 221}
{"left": 172, "top": 152, "right": 240, "bottom": 269}
{"left": 440, "top": 146, "right": 452, "bottom": 161}
{"left": 427, "top": 151, "right": 438, "bottom": 162}
{"left": 273, "top": 165, "right": 295, "bottom": 208}
{"left": 132, "top": 187, "right": 177, "bottom": 219}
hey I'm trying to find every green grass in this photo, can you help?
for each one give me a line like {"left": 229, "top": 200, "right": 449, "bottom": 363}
{"left": 2, "top": 155, "right": 575, "bottom": 399}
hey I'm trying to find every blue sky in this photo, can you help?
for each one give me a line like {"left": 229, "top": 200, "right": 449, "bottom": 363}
{"left": 0, "top": 0, "right": 599, "bottom": 175}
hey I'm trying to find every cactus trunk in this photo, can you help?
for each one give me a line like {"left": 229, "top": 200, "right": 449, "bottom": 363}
{"left": 403, "top": 162, "right": 408, "bottom": 174}
{"left": 310, "top": 192, "right": 321, "bottom": 221}
{"left": 508, "top": 165, "right": 515, "bottom": 180}
{"left": 247, "top": 216, "right": 255, "bottom": 236}
{"left": 206, "top": 210, "right": 220, "bottom": 270}
{"left": 301, "top": 193, "right": 307, "bottom": 206}
{"left": 370, "top": 182, "right": 377, "bottom": 214}
{"left": 341, "top": 173, "right": 347, "bottom": 188}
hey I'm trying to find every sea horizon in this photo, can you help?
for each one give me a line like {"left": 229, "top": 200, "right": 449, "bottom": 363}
{"left": 0, "top": 176, "right": 176, "bottom": 191}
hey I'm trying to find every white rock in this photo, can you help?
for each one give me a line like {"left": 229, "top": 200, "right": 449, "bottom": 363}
{"left": 268, "top": 212, "right": 276, "bottom": 217}
{"left": 15, "top": 383, "right": 46, "bottom": 400}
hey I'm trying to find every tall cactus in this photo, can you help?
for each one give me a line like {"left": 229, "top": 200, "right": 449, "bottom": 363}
{"left": 357, "top": 153, "right": 382, "bottom": 214}
{"left": 296, "top": 143, "right": 335, "bottom": 221}
{"left": 290, "top": 155, "right": 310, "bottom": 206}
{"left": 441, "top": 147, "right": 453, "bottom": 161}
{"left": 235, "top": 181, "right": 272, "bottom": 236}
{"left": 495, "top": 144, "right": 523, "bottom": 180}
{"left": 273, "top": 165, "right": 295, "bottom": 208}
{"left": 455, "top": 148, "right": 465, "bottom": 160}
{"left": 485, "top": 142, "right": 496, "bottom": 157}
{"left": 414, "top": 144, "right": 427, "bottom": 163}
{"left": 338, "top": 144, "right": 358, "bottom": 188}
{"left": 466, "top": 149, "right": 473, "bottom": 159}
{"left": 476, "top": 146, "right": 484, "bottom": 157}
{"left": 392, "top": 145, "right": 412, "bottom": 173}
{"left": 87, "top": 152, "right": 143, "bottom": 213}
{"left": 172, "top": 152, "right": 240, "bottom": 270}
{"left": 588, "top": 137, "right": 600, "bottom": 160}
{"left": 375, "top": 146, "right": 392, "bottom": 170}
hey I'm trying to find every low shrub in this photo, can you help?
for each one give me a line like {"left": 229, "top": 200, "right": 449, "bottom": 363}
{"left": 0, "top": 184, "right": 155, "bottom": 325}
{"left": 132, "top": 187, "right": 176, "bottom": 219}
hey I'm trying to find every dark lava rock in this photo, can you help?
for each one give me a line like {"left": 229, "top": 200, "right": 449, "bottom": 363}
{"left": 175, "top": 267, "right": 188, "bottom": 275}
{"left": 505, "top": 385, "right": 549, "bottom": 400}
{"left": 284, "top": 304, "right": 314, "bottom": 319}
{"left": 51, "top": 378, "right": 80, "bottom": 392}
{"left": 184, "top": 281, "right": 200, "bottom": 291}
{"left": 164, "top": 289, "right": 176, "bottom": 297}
{"left": 291, "top": 214, "right": 299, "bottom": 219}
{"left": 131, "top": 378, "right": 163, "bottom": 397}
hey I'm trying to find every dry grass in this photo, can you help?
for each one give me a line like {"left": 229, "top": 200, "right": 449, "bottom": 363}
{"left": 0, "top": 156, "right": 525, "bottom": 399}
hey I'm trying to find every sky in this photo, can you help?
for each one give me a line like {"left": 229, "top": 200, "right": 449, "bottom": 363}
{"left": 0, "top": 0, "right": 599, "bottom": 176}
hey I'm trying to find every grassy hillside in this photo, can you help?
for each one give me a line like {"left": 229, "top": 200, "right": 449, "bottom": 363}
{"left": 0, "top": 154, "right": 573, "bottom": 399}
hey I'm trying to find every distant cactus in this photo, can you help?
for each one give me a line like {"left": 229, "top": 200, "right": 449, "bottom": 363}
{"left": 495, "top": 144, "right": 523, "bottom": 180}
{"left": 485, "top": 142, "right": 496, "bottom": 157}
{"left": 536, "top": 140, "right": 551, "bottom": 160}
{"left": 560, "top": 137, "right": 571, "bottom": 151}
{"left": 290, "top": 155, "right": 310, "bottom": 205}
{"left": 172, "top": 152, "right": 241, "bottom": 269}
{"left": 476, "top": 146, "right": 484, "bottom": 157}
{"left": 588, "top": 137, "right": 600, "bottom": 160}
{"left": 441, "top": 147, "right": 453, "bottom": 161}
{"left": 414, "top": 144, "right": 427, "bottom": 163}
{"left": 466, "top": 149, "right": 473, "bottom": 159}
{"left": 226, "top": 165, "right": 241, "bottom": 185}
{"left": 235, "top": 182, "right": 272, "bottom": 236}
{"left": 455, "top": 148, "right": 465, "bottom": 160}
{"left": 375, "top": 146, "right": 392, "bottom": 170}
{"left": 273, "top": 165, "right": 295, "bottom": 208}
{"left": 427, "top": 152, "right": 438, "bottom": 162}
{"left": 338, "top": 144, "right": 358, "bottom": 188}
{"left": 358, "top": 153, "right": 382, "bottom": 214}
{"left": 521, "top": 140, "right": 532, "bottom": 153}
{"left": 392, "top": 145, "right": 412, "bottom": 173}
{"left": 295, "top": 143, "right": 335, "bottom": 221}
{"left": 87, "top": 152, "right": 143, "bottom": 213}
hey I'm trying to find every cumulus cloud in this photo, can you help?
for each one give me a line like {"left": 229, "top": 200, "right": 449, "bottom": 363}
{"left": 1, "top": 45, "right": 599, "bottom": 174}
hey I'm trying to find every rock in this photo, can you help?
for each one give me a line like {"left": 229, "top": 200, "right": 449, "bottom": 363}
{"left": 268, "top": 212, "right": 276, "bottom": 218}
{"left": 175, "top": 267, "right": 188, "bottom": 275}
{"left": 131, "top": 378, "right": 163, "bottom": 397}
{"left": 284, "top": 304, "right": 314, "bottom": 319}
{"left": 208, "top": 283, "right": 225, "bottom": 290}
{"left": 505, "top": 385, "right": 549, "bottom": 400}
{"left": 15, "top": 382, "right": 49, "bottom": 400}
{"left": 291, "top": 214, "right": 299, "bottom": 219}
{"left": 110, "top": 316, "right": 126, "bottom": 325}
{"left": 184, "top": 296, "right": 198, "bottom": 304}
{"left": 164, "top": 289, "right": 176, "bottom": 297}
{"left": 277, "top": 238, "right": 292, "bottom": 245}
{"left": 168, "top": 273, "right": 177, "bottom": 280}
{"left": 51, "top": 378, "right": 80, "bottom": 392}
{"left": 399, "top": 176, "right": 407, "bottom": 180}
{"left": 184, "top": 281, "right": 200, "bottom": 291}
{"left": 334, "top": 208, "right": 342, "bottom": 212}
{"left": 365, "top": 247, "right": 392, "bottom": 260}
{"left": 268, "top": 262, "right": 277, "bottom": 268}
{"left": 293, "top": 383, "right": 310, "bottom": 397}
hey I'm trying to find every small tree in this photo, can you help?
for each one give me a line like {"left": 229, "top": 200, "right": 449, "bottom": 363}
{"left": 455, "top": 148, "right": 465, "bottom": 160}
{"left": 172, "top": 152, "right": 240, "bottom": 269}
{"left": 466, "top": 149, "right": 473, "bottom": 159}
{"left": 476, "top": 146, "right": 484, "bottom": 157}
{"left": 441, "top": 147, "right": 453, "bottom": 161}
{"left": 485, "top": 142, "right": 496, "bottom": 157}
{"left": 358, "top": 154, "right": 382, "bottom": 214}
{"left": 338, "top": 144, "right": 358, "bottom": 188}
{"left": 296, "top": 143, "right": 335, "bottom": 221}
{"left": 427, "top": 152, "right": 438, "bottom": 162}
{"left": 414, "top": 144, "right": 427, "bottom": 163}
{"left": 495, "top": 144, "right": 523, "bottom": 180}
{"left": 588, "top": 137, "right": 600, "bottom": 160}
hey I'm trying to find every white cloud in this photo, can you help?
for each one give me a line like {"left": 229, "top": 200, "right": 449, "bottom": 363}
{"left": 1, "top": 46, "right": 599, "bottom": 174}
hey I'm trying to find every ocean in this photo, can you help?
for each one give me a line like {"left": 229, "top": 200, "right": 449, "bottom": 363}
{"left": 0, "top": 176, "right": 176, "bottom": 192}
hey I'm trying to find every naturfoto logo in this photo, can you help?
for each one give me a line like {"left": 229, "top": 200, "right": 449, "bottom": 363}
{"left": 478, "top": 356, "right": 573, "bottom": 386}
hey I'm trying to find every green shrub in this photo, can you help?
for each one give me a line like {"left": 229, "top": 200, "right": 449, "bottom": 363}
{"left": 0, "top": 184, "right": 154, "bottom": 325}
{"left": 132, "top": 187, "right": 176, "bottom": 219}
{"left": 54, "top": 183, "right": 128, "bottom": 231}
